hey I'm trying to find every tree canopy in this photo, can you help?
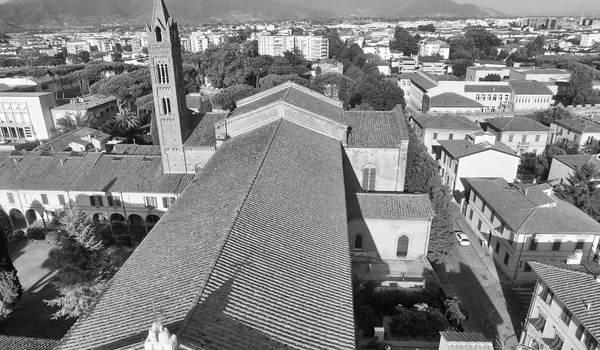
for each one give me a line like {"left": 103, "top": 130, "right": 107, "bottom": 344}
{"left": 390, "top": 27, "right": 419, "bottom": 56}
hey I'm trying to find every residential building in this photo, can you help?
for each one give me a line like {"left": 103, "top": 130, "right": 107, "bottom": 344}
{"left": 484, "top": 117, "right": 550, "bottom": 155}
{"left": 188, "top": 32, "right": 210, "bottom": 52}
{"left": 313, "top": 59, "right": 344, "bottom": 75}
{"left": 395, "top": 57, "right": 418, "bottom": 73}
{"left": 550, "top": 119, "right": 600, "bottom": 148}
{"left": 423, "top": 92, "right": 484, "bottom": 113}
{"left": 465, "top": 67, "right": 512, "bottom": 82}
{"left": 0, "top": 92, "right": 57, "bottom": 141}
{"left": 397, "top": 72, "right": 414, "bottom": 101}
{"left": 257, "top": 34, "right": 329, "bottom": 60}
{"left": 65, "top": 40, "right": 91, "bottom": 55}
{"left": 408, "top": 71, "right": 439, "bottom": 112}
{"left": 411, "top": 113, "right": 481, "bottom": 155}
{"left": 509, "top": 81, "right": 554, "bottom": 112}
{"left": 437, "top": 131, "right": 520, "bottom": 192}
{"left": 419, "top": 60, "right": 446, "bottom": 76}
{"left": 581, "top": 33, "right": 600, "bottom": 47}
{"left": 548, "top": 154, "right": 600, "bottom": 185}
{"left": 363, "top": 44, "right": 391, "bottom": 60}
{"left": 465, "top": 84, "right": 512, "bottom": 112}
{"left": 462, "top": 178, "right": 600, "bottom": 281}
{"left": 521, "top": 260, "right": 600, "bottom": 350}
{"left": 418, "top": 39, "right": 450, "bottom": 59}
{"left": 50, "top": 95, "right": 118, "bottom": 126}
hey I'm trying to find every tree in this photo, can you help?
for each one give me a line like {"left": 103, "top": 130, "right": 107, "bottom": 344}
{"left": 182, "top": 64, "right": 199, "bottom": 93}
{"left": 417, "top": 24, "right": 436, "bottom": 32}
{"left": 390, "top": 27, "right": 419, "bottom": 56}
{"left": 212, "top": 84, "right": 257, "bottom": 111}
{"left": 114, "top": 108, "right": 141, "bottom": 133}
{"left": 464, "top": 28, "right": 501, "bottom": 58}
{"left": 389, "top": 305, "right": 448, "bottom": 341}
{"left": 450, "top": 59, "right": 474, "bottom": 78}
{"left": 481, "top": 73, "right": 501, "bottom": 81}
{"left": 405, "top": 128, "right": 455, "bottom": 262}
{"left": 444, "top": 299, "right": 465, "bottom": 328}
{"left": 523, "top": 105, "right": 573, "bottom": 127}
{"left": 497, "top": 49, "right": 510, "bottom": 61}
{"left": 45, "top": 209, "right": 118, "bottom": 319}
{"left": 90, "top": 69, "right": 152, "bottom": 111}
{"left": 556, "top": 163, "right": 600, "bottom": 221}
{"left": 0, "top": 220, "right": 22, "bottom": 320}
{"left": 564, "top": 62, "right": 600, "bottom": 105}
{"left": 55, "top": 112, "right": 96, "bottom": 135}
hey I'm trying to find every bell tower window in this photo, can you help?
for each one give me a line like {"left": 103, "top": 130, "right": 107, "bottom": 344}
{"left": 155, "top": 27, "right": 162, "bottom": 42}
{"left": 156, "top": 62, "right": 169, "bottom": 84}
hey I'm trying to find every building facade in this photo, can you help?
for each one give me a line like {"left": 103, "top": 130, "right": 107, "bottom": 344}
{"left": 258, "top": 34, "right": 329, "bottom": 60}
{"left": 0, "top": 92, "right": 57, "bottom": 142}
{"left": 485, "top": 117, "right": 550, "bottom": 155}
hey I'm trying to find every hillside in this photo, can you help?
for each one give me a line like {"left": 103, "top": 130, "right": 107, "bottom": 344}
{"left": 0, "top": 0, "right": 505, "bottom": 27}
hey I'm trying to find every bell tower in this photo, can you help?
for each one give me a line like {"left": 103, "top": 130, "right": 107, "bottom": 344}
{"left": 146, "top": 0, "right": 189, "bottom": 174}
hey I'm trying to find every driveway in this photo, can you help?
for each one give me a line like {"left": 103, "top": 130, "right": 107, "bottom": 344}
{"left": 432, "top": 213, "right": 527, "bottom": 350}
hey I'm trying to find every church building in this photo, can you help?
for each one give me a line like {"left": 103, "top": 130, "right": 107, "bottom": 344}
{"left": 1, "top": 0, "right": 436, "bottom": 348}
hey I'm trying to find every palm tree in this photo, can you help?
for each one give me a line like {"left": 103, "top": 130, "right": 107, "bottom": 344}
{"left": 114, "top": 108, "right": 141, "bottom": 133}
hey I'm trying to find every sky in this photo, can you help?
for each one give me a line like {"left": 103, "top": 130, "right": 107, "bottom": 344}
{"left": 454, "top": 0, "right": 600, "bottom": 16}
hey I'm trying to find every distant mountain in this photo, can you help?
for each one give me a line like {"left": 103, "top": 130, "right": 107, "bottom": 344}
{"left": 0, "top": 0, "right": 504, "bottom": 27}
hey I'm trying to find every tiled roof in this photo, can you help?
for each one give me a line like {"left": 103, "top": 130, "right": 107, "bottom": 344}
{"left": 56, "top": 120, "right": 355, "bottom": 350}
{"left": 509, "top": 81, "right": 553, "bottom": 95}
{"left": 412, "top": 114, "right": 481, "bottom": 131}
{"left": 528, "top": 261, "right": 600, "bottom": 343}
{"left": 553, "top": 118, "right": 600, "bottom": 134}
{"left": 463, "top": 178, "right": 600, "bottom": 234}
{"left": 441, "top": 332, "right": 489, "bottom": 343}
{"left": 111, "top": 144, "right": 162, "bottom": 155}
{"left": 35, "top": 127, "right": 110, "bottom": 152}
{"left": 553, "top": 154, "right": 600, "bottom": 170}
{"left": 70, "top": 154, "right": 193, "bottom": 193}
{"left": 346, "top": 193, "right": 434, "bottom": 220}
{"left": 1, "top": 151, "right": 102, "bottom": 191}
{"left": 231, "top": 82, "right": 345, "bottom": 124}
{"left": 520, "top": 69, "right": 569, "bottom": 75}
{"left": 183, "top": 112, "right": 226, "bottom": 147}
{"left": 410, "top": 72, "right": 438, "bottom": 91}
{"left": 438, "top": 140, "right": 519, "bottom": 159}
{"left": 464, "top": 85, "right": 512, "bottom": 93}
{"left": 485, "top": 117, "right": 550, "bottom": 132}
{"left": 343, "top": 110, "right": 408, "bottom": 148}
{"left": 430, "top": 93, "right": 483, "bottom": 108}
{"left": 0, "top": 335, "right": 58, "bottom": 350}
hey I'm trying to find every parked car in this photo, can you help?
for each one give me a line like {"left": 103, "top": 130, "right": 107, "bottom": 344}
{"left": 455, "top": 231, "right": 470, "bottom": 246}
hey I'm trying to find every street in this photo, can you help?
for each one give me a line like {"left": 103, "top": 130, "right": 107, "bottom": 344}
{"left": 433, "top": 212, "right": 528, "bottom": 350}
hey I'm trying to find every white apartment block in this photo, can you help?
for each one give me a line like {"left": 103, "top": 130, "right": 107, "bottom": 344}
{"left": 189, "top": 32, "right": 210, "bottom": 53}
{"left": 0, "top": 92, "right": 57, "bottom": 142}
{"left": 580, "top": 33, "right": 600, "bottom": 47}
{"left": 418, "top": 39, "right": 450, "bottom": 59}
{"left": 66, "top": 40, "right": 91, "bottom": 55}
{"left": 258, "top": 35, "right": 329, "bottom": 61}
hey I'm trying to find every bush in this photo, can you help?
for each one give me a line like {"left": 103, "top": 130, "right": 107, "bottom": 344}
{"left": 115, "top": 235, "right": 131, "bottom": 246}
{"left": 0, "top": 270, "right": 22, "bottom": 319}
{"left": 7, "top": 230, "right": 26, "bottom": 244}
{"left": 26, "top": 227, "right": 46, "bottom": 240}
{"left": 388, "top": 305, "right": 449, "bottom": 341}
{"left": 45, "top": 231, "right": 63, "bottom": 247}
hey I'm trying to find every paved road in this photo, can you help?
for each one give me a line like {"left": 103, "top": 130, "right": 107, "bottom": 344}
{"left": 433, "top": 213, "right": 527, "bottom": 350}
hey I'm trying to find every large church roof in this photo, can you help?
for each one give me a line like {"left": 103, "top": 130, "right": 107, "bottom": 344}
{"left": 55, "top": 120, "right": 355, "bottom": 350}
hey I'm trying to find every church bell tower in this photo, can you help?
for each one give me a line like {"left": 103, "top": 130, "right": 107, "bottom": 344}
{"left": 146, "top": 0, "right": 189, "bottom": 174}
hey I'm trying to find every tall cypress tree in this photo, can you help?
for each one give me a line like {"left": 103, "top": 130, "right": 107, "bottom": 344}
{"left": 0, "top": 212, "right": 22, "bottom": 319}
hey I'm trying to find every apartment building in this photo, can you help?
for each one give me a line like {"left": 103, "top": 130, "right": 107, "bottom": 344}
{"left": 411, "top": 114, "right": 481, "bottom": 155}
{"left": 257, "top": 34, "right": 329, "bottom": 60}
{"left": 418, "top": 39, "right": 450, "bottom": 59}
{"left": 550, "top": 119, "right": 600, "bottom": 148}
{"left": 189, "top": 32, "right": 210, "bottom": 53}
{"left": 484, "top": 117, "right": 550, "bottom": 155}
{"left": 581, "top": 33, "right": 600, "bottom": 47}
{"left": 521, "top": 259, "right": 600, "bottom": 350}
{"left": 548, "top": 154, "right": 600, "bottom": 185}
{"left": 509, "top": 81, "right": 554, "bottom": 112}
{"left": 363, "top": 44, "right": 391, "bottom": 60}
{"left": 462, "top": 178, "right": 600, "bottom": 281}
{"left": 65, "top": 40, "right": 91, "bottom": 55}
{"left": 465, "top": 85, "right": 512, "bottom": 112}
{"left": 50, "top": 95, "right": 118, "bottom": 126}
{"left": 437, "top": 132, "right": 520, "bottom": 192}
{"left": 465, "top": 67, "right": 512, "bottom": 82}
{"left": 0, "top": 92, "right": 57, "bottom": 142}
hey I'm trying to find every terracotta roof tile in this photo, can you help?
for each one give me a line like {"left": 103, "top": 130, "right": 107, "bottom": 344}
{"left": 509, "top": 81, "right": 553, "bottom": 95}
{"left": 183, "top": 112, "right": 226, "bottom": 147}
{"left": 528, "top": 261, "right": 600, "bottom": 342}
{"left": 55, "top": 121, "right": 282, "bottom": 350}
{"left": 180, "top": 120, "right": 355, "bottom": 350}
{"left": 343, "top": 110, "right": 408, "bottom": 148}
{"left": 441, "top": 331, "right": 489, "bottom": 343}
{"left": 430, "top": 93, "right": 483, "bottom": 108}
{"left": 485, "top": 117, "right": 549, "bottom": 132}
{"left": 35, "top": 127, "right": 110, "bottom": 152}
{"left": 346, "top": 193, "right": 434, "bottom": 220}
{"left": 0, "top": 335, "right": 58, "bottom": 350}
{"left": 464, "top": 85, "right": 512, "bottom": 93}
{"left": 111, "top": 144, "right": 162, "bottom": 155}
{"left": 553, "top": 118, "right": 600, "bottom": 134}
{"left": 438, "top": 140, "right": 519, "bottom": 159}
{"left": 412, "top": 114, "right": 481, "bottom": 131}
{"left": 464, "top": 178, "right": 600, "bottom": 234}
{"left": 554, "top": 154, "right": 600, "bottom": 170}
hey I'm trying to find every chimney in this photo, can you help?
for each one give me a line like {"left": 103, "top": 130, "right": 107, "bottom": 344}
{"left": 374, "top": 327, "right": 385, "bottom": 342}
{"left": 567, "top": 249, "right": 584, "bottom": 265}
{"left": 585, "top": 301, "right": 593, "bottom": 311}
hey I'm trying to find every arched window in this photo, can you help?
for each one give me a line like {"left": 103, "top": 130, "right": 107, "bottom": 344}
{"left": 161, "top": 98, "right": 167, "bottom": 115}
{"left": 397, "top": 235, "right": 409, "bottom": 257}
{"left": 362, "top": 165, "right": 376, "bottom": 191}
{"left": 156, "top": 62, "right": 169, "bottom": 84}
{"left": 354, "top": 235, "right": 363, "bottom": 250}
{"left": 155, "top": 27, "right": 162, "bottom": 42}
